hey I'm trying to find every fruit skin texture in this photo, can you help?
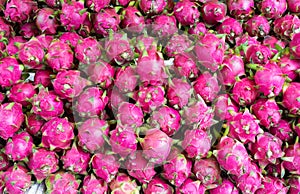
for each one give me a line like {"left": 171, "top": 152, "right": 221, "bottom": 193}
{"left": 0, "top": 152, "right": 10, "bottom": 171}
{"left": 93, "top": 8, "right": 120, "bottom": 37}
{"left": 263, "top": 36, "right": 286, "bottom": 57}
{"left": 274, "top": 14, "right": 300, "bottom": 40}
{"left": 278, "top": 55, "right": 300, "bottom": 81}
{"left": 4, "top": 0, "right": 37, "bottom": 23}
{"left": 75, "top": 37, "right": 101, "bottom": 64}
{"left": 117, "top": 102, "right": 144, "bottom": 128}
{"left": 288, "top": 176, "right": 300, "bottom": 194}
{"left": 227, "top": 0, "right": 254, "bottom": 19}
{"left": 246, "top": 44, "right": 272, "bottom": 64}
{"left": 4, "top": 164, "right": 32, "bottom": 194}
{"left": 0, "top": 102, "right": 24, "bottom": 140}
{"left": 45, "top": 171, "right": 81, "bottom": 193}
{"left": 5, "top": 131, "right": 33, "bottom": 161}
{"left": 28, "top": 148, "right": 59, "bottom": 182}
{"left": 115, "top": 66, "right": 138, "bottom": 93}
{"left": 34, "top": 70, "right": 52, "bottom": 87}
{"left": 182, "top": 128, "right": 211, "bottom": 159}
{"left": 165, "top": 34, "right": 192, "bottom": 58}
{"left": 282, "top": 143, "right": 300, "bottom": 174}
{"left": 174, "top": 0, "right": 200, "bottom": 26}
{"left": 255, "top": 176, "right": 289, "bottom": 194}
{"left": 214, "top": 94, "right": 239, "bottom": 120}
{"left": 232, "top": 78, "right": 258, "bottom": 106}
{"left": 167, "top": 78, "right": 192, "bottom": 109}
{"left": 109, "top": 173, "right": 140, "bottom": 193}
{"left": 282, "top": 82, "right": 300, "bottom": 115}
{"left": 6, "top": 36, "right": 26, "bottom": 56}
{"left": 140, "top": 128, "right": 172, "bottom": 164}
{"left": 41, "top": 117, "right": 74, "bottom": 150}
{"left": 59, "top": 32, "right": 82, "bottom": 48}
{"left": 209, "top": 179, "right": 239, "bottom": 194}
{"left": 8, "top": 82, "right": 36, "bottom": 106}
{"left": 81, "top": 174, "right": 108, "bottom": 194}
{"left": 86, "top": 0, "right": 110, "bottom": 12}
{"left": 139, "top": 0, "right": 166, "bottom": 15}
{"left": 144, "top": 176, "right": 174, "bottom": 194}
{"left": 36, "top": 8, "right": 58, "bottom": 34}
{"left": 260, "top": 0, "right": 287, "bottom": 19}
{"left": 288, "top": 0, "right": 300, "bottom": 13}
{"left": 87, "top": 60, "right": 115, "bottom": 89}
{"left": 0, "top": 57, "right": 23, "bottom": 88}
{"left": 244, "top": 15, "right": 270, "bottom": 37}
{"left": 270, "top": 119, "right": 294, "bottom": 142}
{"left": 216, "top": 17, "right": 243, "bottom": 44}
{"left": 121, "top": 6, "right": 145, "bottom": 33}
{"left": 176, "top": 178, "right": 205, "bottom": 194}
{"left": 173, "top": 52, "right": 199, "bottom": 79}
{"left": 202, "top": 1, "right": 227, "bottom": 25}
{"left": 152, "top": 15, "right": 177, "bottom": 37}
{"left": 290, "top": 33, "right": 300, "bottom": 58}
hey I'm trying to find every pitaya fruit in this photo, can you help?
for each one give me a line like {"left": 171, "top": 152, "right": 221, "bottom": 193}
{"left": 143, "top": 176, "right": 174, "bottom": 194}
{"left": 256, "top": 176, "right": 289, "bottom": 194}
{"left": 3, "top": 164, "right": 32, "bottom": 194}
{"left": 20, "top": 22, "right": 39, "bottom": 39}
{"left": 86, "top": 0, "right": 110, "bottom": 12}
{"left": 273, "top": 14, "right": 300, "bottom": 40}
{"left": 202, "top": 1, "right": 227, "bottom": 25}
{"left": 288, "top": 176, "right": 300, "bottom": 194}
{"left": 139, "top": 0, "right": 166, "bottom": 15}
{"left": 174, "top": 0, "right": 200, "bottom": 26}
{"left": 290, "top": 32, "right": 300, "bottom": 58}
{"left": 165, "top": 34, "right": 193, "bottom": 57}
{"left": 188, "top": 22, "right": 207, "bottom": 35}
{"left": 231, "top": 78, "right": 258, "bottom": 106}
{"left": 44, "top": 0, "right": 63, "bottom": 7}
{"left": 214, "top": 94, "right": 239, "bottom": 120}
{"left": 265, "top": 163, "right": 283, "bottom": 178}
{"left": 82, "top": 174, "right": 108, "bottom": 194}
{"left": 59, "top": 32, "right": 82, "bottom": 48}
{"left": 167, "top": 78, "right": 192, "bottom": 109}
{"left": 125, "top": 152, "right": 156, "bottom": 184}
{"left": 0, "top": 172, "right": 4, "bottom": 194}
{"left": 288, "top": 0, "right": 300, "bottom": 12}
{"left": 117, "top": 102, "right": 144, "bottom": 128}
{"left": 115, "top": 66, "right": 138, "bottom": 93}
{"left": 194, "top": 33, "right": 225, "bottom": 72}
{"left": 152, "top": 15, "right": 177, "bottom": 37}
{"left": 0, "top": 151, "right": 10, "bottom": 171}
{"left": 282, "top": 82, "right": 300, "bottom": 115}
{"left": 278, "top": 55, "right": 300, "bottom": 81}
{"left": 209, "top": 179, "right": 239, "bottom": 194}
{"left": 93, "top": 8, "right": 120, "bottom": 37}
{"left": 4, "top": 0, "right": 37, "bottom": 23}
{"left": 173, "top": 52, "right": 199, "bottom": 79}
{"left": 213, "top": 136, "right": 251, "bottom": 176}
{"left": 227, "top": 0, "right": 254, "bottom": 19}
{"left": 235, "top": 34, "right": 260, "bottom": 57}
{"left": 0, "top": 102, "right": 24, "bottom": 140}
{"left": 244, "top": 15, "right": 270, "bottom": 37}
{"left": 294, "top": 120, "right": 300, "bottom": 137}
{"left": 245, "top": 44, "right": 272, "bottom": 64}
{"left": 87, "top": 60, "right": 115, "bottom": 89}
{"left": 121, "top": 6, "right": 145, "bottom": 33}
{"left": 75, "top": 37, "right": 102, "bottom": 64}
{"left": 5, "top": 131, "right": 33, "bottom": 161}
{"left": 251, "top": 98, "right": 282, "bottom": 128}
{"left": 7, "top": 82, "right": 36, "bottom": 106}
{"left": 28, "top": 148, "right": 59, "bottom": 181}
{"left": 216, "top": 17, "right": 243, "bottom": 43}
{"left": 45, "top": 171, "right": 81, "bottom": 193}
{"left": 25, "top": 114, "right": 45, "bottom": 136}
{"left": 249, "top": 132, "right": 284, "bottom": 168}
{"left": 282, "top": 143, "right": 300, "bottom": 174}
{"left": 92, "top": 152, "right": 120, "bottom": 182}
{"left": 6, "top": 36, "right": 26, "bottom": 56}
{"left": 0, "top": 57, "right": 23, "bottom": 88}
{"left": 270, "top": 119, "right": 294, "bottom": 142}
{"left": 109, "top": 173, "right": 140, "bottom": 193}
{"left": 263, "top": 36, "right": 286, "bottom": 57}
{"left": 259, "top": 0, "right": 287, "bottom": 19}
{"left": 112, "top": 0, "right": 130, "bottom": 6}
{"left": 36, "top": 8, "right": 58, "bottom": 34}
{"left": 0, "top": 18, "right": 11, "bottom": 49}
{"left": 182, "top": 128, "right": 211, "bottom": 159}
{"left": 34, "top": 70, "right": 52, "bottom": 88}
{"left": 108, "top": 88, "right": 127, "bottom": 111}
{"left": 176, "top": 178, "right": 205, "bottom": 194}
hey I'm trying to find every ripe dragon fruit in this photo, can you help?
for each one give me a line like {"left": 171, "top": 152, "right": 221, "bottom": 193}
{"left": 86, "top": 0, "right": 110, "bottom": 12}
{"left": 3, "top": 164, "right": 32, "bottom": 194}
{"left": 59, "top": 32, "right": 82, "bottom": 48}
{"left": 34, "top": 70, "right": 52, "bottom": 88}
{"left": 75, "top": 37, "right": 102, "bottom": 64}
{"left": 244, "top": 15, "right": 270, "bottom": 37}
{"left": 78, "top": 118, "right": 109, "bottom": 153}
{"left": 61, "top": 143, "right": 90, "bottom": 174}
{"left": 4, "top": 0, "right": 37, "bottom": 23}
{"left": 108, "top": 88, "right": 127, "bottom": 111}
{"left": 209, "top": 179, "right": 239, "bottom": 194}
{"left": 93, "top": 8, "right": 120, "bottom": 37}
{"left": 5, "top": 131, "right": 33, "bottom": 161}
{"left": 25, "top": 114, "right": 45, "bottom": 136}
{"left": 213, "top": 136, "right": 251, "bottom": 176}
{"left": 112, "top": 0, "right": 130, "bottom": 6}
{"left": 139, "top": 0, "right": 166, "bottom": 16}
{"left": 45, "top": 171, "right": 81, "bottom": 193}
{"left": 231, "top": 77, "right": 258, "bottom": 106}
{"left": 109, "top": 173, "right": 140, "bottom": 193}
{"left": 121, "top": 6, "right": 145, "bottom": 33}
{"left": 202, "top": 1, "right": 227, "bottom": 25}
{"left": 214, "top": 94, "right": 239, "bottom": 120}
{"left": 176, "top": 178, "right": 205, "bottom": 194}
{"left": 256, "top": 176, "right": 289, "bottom": 194}
{"left": 182, "top": 128, "right": 211, "bottom": 159}
{"left": 294, "top": 120, "right": 300, "bottom": 137}
{"left": 194, "top": 33, "right": 225, "bottom": 72}
{"left": 143, "top": 176, "right": 174, "bottom": 194}
{"left": 117, "top": 102, "right": 144, "bottom": 128}
{"left": 81, "top": 174, "right": 108, "bottom": 194}
{"left": 273, "top": 14, "right": 300, "bottom": 40}
{"left": 245, "top": 44, "right": 272, "bottom": 64}
{"left": 36, "top": 34, "right": 54, "bottom": 49}
{"left": 259, "top": 0, "right": 287, "bottom": 19}
{"left": 282, "top": 82, "right": 300, "bottom": 115}
{"left": 0, "top": 102, "right": 24, "bottom": 140}
{"left": 173, "top": 52, "right": 199, "bottom": 79}
{"left": 0, "top": 57, "right": 23, "bottom": 88}
{"left": 125, "top": 152, "right": 156, "bottom": 184}
{"left": 7, "top": 82, "right": 36, "bottom": 106}
{"left": 288, "top": 0, "right": 300, "bottom": 13}
{"left": 36, "top": 8, "right": 58, "bottom": 34}
{"left": 263, "top": 36, "right": 286, "bottom": 57}
{"left": 28, "top": 148, "right": 59, "bottom": 182}
{"left": 188, "top": 22, "right": 207, "bottom": 35}
{"left": 282, "top": 143, "right": 300, "bottom": 174}
{"left": 87, "top": 60, "right": 115, "bottom": 88}
{"left": 227, "top": 0, "right": 254, "bottom": 20}
{"left": 165, "top": 34, "right": 193, "bottom": 58}
{"left": 288, "top": 176, "right": 300, "bottom": 194}
{"left": 174, "top": 0, "right": 200, "bottom": 26}
{"left": 249, "top": 132, "right": 284, "bottom": 168}
{"left": 152, "top": 15, "right": 177, "bottom": 37}
{"left": 20, "top": 22, "right": 39, "bottom": 39}
{"left": 140, "top": 128, "right": 172, "bottom": 164}
{"left": 167, "top": 78, "right": 192, "bottom": 109}
{"left": 251, "top": 98, "right": 282, "bottom": 128}
{"left": 216, "top": 17, "right": 243, "bottom": 44}
{"left": 92, "top": 152, "right": 120, "bottom": 182}
{"left": 0, "top": 151, "right": 10, "bottom": 171}
{"left": 278, "top": 55, "right": 300, "bottom": 81}
{"left": 115, "top": 66, "right": 138, "bottom": 93}
{"left": 6, "top": 36, "right": 26, "bottom": 56}
{"left": 270, "top": 119, "right": 294, "bottom": 142}
{"left": 290, "top": 32, "right": 300, "bottom": 59}
{"left": 235, "top": 34, "right": 260, "bottom": 57}
{"left": 228, "top": 109, "right": 263, "bottom": 143}
{"left": 0, "top": 17, "right": 11, "bottom": 49}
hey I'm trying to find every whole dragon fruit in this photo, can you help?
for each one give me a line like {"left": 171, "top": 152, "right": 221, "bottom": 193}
{"left": 174, "top": 0, "right": 200, "bottom": 26}
{"left": 278, "top": 55, "right": 300, "bottom": 81}
{"left": 25, "top": 114, "right": 45, "bottom": 136}
{"left": 45, "top": 171, "right": 81, "bottom": 193}
{"left": 93, "top": 8, "right": 120, "bottom": 37}
{"left": 36, "top": 8, "right": 58, "bottom": 34}
{"left": 59, "top": 31, "right": 82, "bottom": 48}
{"left": 75, "top": 37, "right": 102, "bottom": 64}
{"left": 216, "top": 17, "right": 243, "bottom": 43}
{"left": 112, "top": 0, "right": 130, "bottom": 6}
{"left": 4, "top": 0, "right": 37, "bottom": 23}
{"left": 282, "top": 143, "right": 300, "bottom": 174}
{"left": 167, "top": 78, "right": 192, "bottom": 109}
{"left": 210, "top": 179, "right": 239, "bottom": 194}
{"left": 7, "top": 82, "right": 36, "bottom": 106}
{"left": 270, "top": 119, "right": 294, "bottom": 142}
{"left": 114, "top": 66, "right": 138, "bottom": 93}
{"left": 87, "top": 60, "right": 115, "bottom": 88}
{"left": 81, "top": 174, "right": 108, "bottom": 194}
{"left": 143, "top": 176, "right": 174, "bottom": 194}
{"left": 244, "top": 15, "right": 270, "bottom": 37}
{"left": 256, "top": 176, "right": 289, "bottom": 194}
{"left": 173, "top": 52, "right": 199, "bottom": 79}
{"left": 273, "top": 14, "right": 300, "bottom": 40}
{"left": 86, "top": 0, "right": 110, "bottom": 12}
{"left": 139, "top": 0, "right": 166, "bottom": 16}
{"left": 288, "top": 176, "right": 300, "bottom": 194}
{"left": 152, "top": 15, "right": 177, "bottom": 37}
{"left": 282, "top": 82, "right": 300, "bottom": 115}
{"left": 117, "top": 102, "right": 144, "bottom": 128}
{"left": 227, "top": 0, "right": 254, "bottom": 19}
{"left": 214, "top": 94, "right": 239, "bottom": 120}
{"left": 288, "top": 0, "right": 300, "bottom": 12}
{"left": 109, "top": 173, "right": 140, "bottom": 193}
{"left": 19, "top": 22, "right": 39, "bottom": 39}
{"left": 28, "top": 148, "right": 59, "bottom": 181}
{"left": 165, "top": 34, "right": 193, "bottom": 58}
{"left": 34, "top": 70, "right": 52, "bottom": 88}
{"left": 0, "top": 57, "right": 23, "bottom": 88}
{"left": 202, "top": 1, "right": 227, "bottom": 25}
{"left": 259, "top": 0, "right": 287, "bottom": 19}
{"left": 176, "top": 178, "right": 205, "bottom": 194}
{"left": 246, "top": 44, "right": 272, "bottom": 64}
{"left": 231, "top": 78, "right": 258, "bottom": 106}
{"left": 121, "top": 6, "right": 145, "bottom": 33}
{"left": 188, "top": 22, "right": 207, "bottom": 35}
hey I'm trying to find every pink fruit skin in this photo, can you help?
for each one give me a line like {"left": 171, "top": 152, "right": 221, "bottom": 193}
{"left": 78, "top": 118, "right": 109, "bottom": 153}
{"left": 282, "top": 82, "right": 300, "bottom": 115}
{"left": 8, "top": 82, "right": 36, "bottom": 106}
{"left": 167, "top": 78, "right": 192, "bottom": 109}
{"left": 82, "top": 175, "right": 108, "bottom": 194}
{"left": 165, "top": 34, "right": 192, "bottom": 57}
{"left": 288, "top": 176, "right": 300, "bottom": 194}
{"left": 270, "top": 119, "right": 294, "bottom": 142}
{"left": 188, "top": 22, "right": 207, "bottom": 35}
{"left": 125, "top": 152, "right": 156, "bottom": 184}
{"left": 0, "top": 102, "right": 24, "bottom": 140}
{"left": 75, "top": 37, "right": 101, "bottom": 64}
{"left": 59, "top": 32, "right": 82, "bottom": 48}
{"left": 202, "top": 1, "right": 227, "bottom": 25}
{"left": 110, "top": 173, "right": 140, "bottom": 193}
{"left": 25, "top": 114, "right": 45, "bottom": 136}
{"left": 260, "top": 0, "right": 287, "bottom": 19}
{"left": 210, "top": 179, "right": 239, "bottom": 194}
{"left": 256, "top": 176, "right": 289, "bottom": 194}
{"left": 182, "top": 128, "right": 211, "bottom": 159}
{"left": 5, "top": 131, "right": 33, "bottom": 161}
{"left": 274, "top": 14, "right": 300, "bottom": 40}
{"left": 86, "top": 0, "right": 110, "bottom": 12}
{"left": 20, "top": 22, "right": 39, "bottom": 39}
{"left": 6, "top": 36, "right": 26, "bottom": 56}
{"left": 115, "top": 66, "right": 138, "bottom": 93}
{"left": 92, "top": 153, "right": 120, "bottom": 182}
{"left": 290, "top": 33, "right": 300, "bottom": 58}
{"left": 113, "top": 0, "right": 130, "bottom": 6}
{"left": 140, "top": 128, "right": 172, "bottom": 164}
{"left": 34, "top": 70, "right": 52, "bottom": 87}
{"left": 232, "top": 78, "right": 258, "bottom": 106}
{"left": 28, "top": 148, "right": 59, "bottom": 181}
{"left": 278, "top": 55, "right": 300, "bottom": 81}
{"left": 87, "top": 60, "right": 115, "bottom": 88}
{"left": 45, "top": 172, "right": 80, "bottom": 193}
{"left": 108, "top": 88, "right": 127, "bottom": 111}
{"left": 4, "top": 165, "right": 32, "bottom": 194}
{"left": 93, "top": 8, "right": 120, "bottom": 37}
{"left": 176, "top": 178, "right": 205, "bottom": 194}
{"left": 174, "top": 52, "right": 199, "bottom": 79}
{"left": 41, "top": 117, "right": 74, "bottom": 150}
{"left": 37, "top": 35, "right": 54, "bottom": 49}
{"left": 135, "top": 35, "right": 157, "bottom": 54}
{"left": 195, "top": 33, "right": 225, "bottom": 72}
{"left": 227, "top": 0, "right": 254, "bottom": 19}
{"left": 193, "top": 157, "right": 221, "bottom": 186}
{"left": 214, "top": 94, "right": 239, "bottom": 120}
{"left": 245, "top": 15, "right": 270, "bottom": 37}
{"left": 117, "top": 102, "right": 144, "bottom": 128}
{"left": 4, "top": 0, "right": 37, "bottom": 23}
{"left": 139, "top": 0, "right": 166, "bottom": 15}
{"left": 0, "top": 152, "right": 10, "bottom": 171}
{"left": 246, "top": 44, "right": 272, "bottom": 64}
{"left": 288, "top": 0, "right": 300, "bottom": 12}
{"left": 174, "top": 0, "right": 200, "bottom": 26}
{"left": 0, "top": 57, "right": 23, "bottom": 87}
{"left": 251, "top": 98, "right": 281, "bottom": 128}
{"left": 216, "top": 17, "right": 243, "bottom": 43}
{"left": 18, "top": 39, "right": 45, "bottom": 69}
{"left": 235, "top": 34, "right": 260, "bottom": 57}
{"left": 121, "top": 6, "right": 145, "bottom": 33}
{"left": 144, "top": 177, "right": 174, "bottom": 194}
{"left": 282, "top": 143, "right": 300, "bottom": 174}
{"left": 36, "top": 8, "right": 58, "bottom": 34}
{"left": 152, "top": 15, "right": 178, "bottom": 37}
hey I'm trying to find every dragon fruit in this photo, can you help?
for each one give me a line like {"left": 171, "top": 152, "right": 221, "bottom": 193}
{"left": 294, "top": 120, "right": 300, "bottom": 137}
{"left": 59, "top": 32, "right": 82, "bottom": 48}
{"left": 82, "top": 174, "right": 108, "bottom": 194}
{"left": 7, "top": 82, "right": 36, "bottom": 106}
{"left": 173, "top": 52, "right": 199, "bottom": 79}
{"left": 75, "top": 87, "right": 108, "bottom": 118}
{"left": 45, "top": 171, "right": 81, "bottom": 193}
{"left": 288, "top": 176, "right": 300, "bottom": 194}
{"left": 92, "top": 152, "right": 120, "bottom": 182}
{"left": 139, "top": 0, "right": 166, "bottom": 15}
{"left": 256, "top": 176, "right": 289, "bottom": 194}
{"left": 28, "top": 148, "right": 59, "bottom": 181}
{"left": 227, "top": 0, "right": 254, "bottom": 19}
{"left": 194, "top": 33, "right": 225, "bottom": 72}
{"left": 0, "top": 57, "right": 23, "bottom": 88}
{"left": 109, "top": 173, "right": 140, "bottom": 193}
{"left": 182, "top": 128, "right": 211, "bottom": 159}
{"left": 290, "top": 32, "right": 300, "bottom": 58}
{"left": 209, "top": 179, "right": 239, "bottom": 194}
{"left": 20, "top": 22, "right": 39, "bottom": 39}
{"left": 232, "top": 78, "right": 258, "bottom": 106}
{"left": 263, "top": 36, "right": 286, "bottom": 57}
{"left": 0, "top": 152, "right": 10, "bottom": 171}
{"left": 5, "top": 131, "right": 33, "bottom": 161}
{"left": 0, "top": 17, "right": 11, "bottom": 48}
{"left": 3, "top": 164, "right": 32, "bottom": 194}
{"left": 78, "top": 18, "right": 92, "bottom": 37}
{"left": 163, "top": 148, "right": 192, "bottom": 187}
{"left": 235, "top": 34, "right": 260, "bottom": 57}
{"left": 278, "top": 55, "right": 300, "bottom": 81}
{"left": 86, "top": 0, "right": 110, "bottom": 12}
{"left": 152, "top": 15, "right": 177, "bottom": 37}
{"left": 176, "top": 178, "right": 205, "bottom": 194}
{"left": 244, "top": 15, "right": 270, "bottom": 37}
{"left": 165, "top": 34, "right": 193, "bottom": 58}
{"left": 32, "top": 87, "right": 64, "bottom": 120}
{"left": 112, "top": 0, "right": 130, "bottom": 6}
{"left": 6, "top": 36, "right": 26, "bottom": 56}
{"left": 282, "top": 82, "right": 300, "bottom": 115}
{"left": 228, "top": 109, "right": 263, "bottom": 143}
{"left": 87, "top": 60, "right": 114, "bottom": 89}
{"left": 78, "top": 118, "right": 109, "bottom": 153}
{"left": 36, "top": 8, "right": 58, "bottom": 34}
{"left": 140, "top": 128, "right": 172, "bottom": 164}
{"left": 259, "top": 0, "right": 287, "bottom": 19}
{"left": 249, "top": 132, "right": 284, "bottom": 168}
{"left": 167, "top": 78, "right": 192, "bottom": 109}
{"left": 288, "top": 0, "right": 300, "bottom": 12}
{"left": 121, "top": 6, "right": 145, "bottom": 33}
{"left": 251, "top": 98, "right": 282, "bottom": 128}
{"left": 25, "top": 114, "right": 45, "bottom": 136}
{"left": 282, "top": 143, "right": 300, "bottom": 174}
{"left": 273, "top": 14, "right": 300, "bottom": 40}
{"left": 246, "top": 44, "right": 272, "bottom": 64}
{"left": 75, "top": 37, "right": 102, "bottom": 64}
{"left": 125, "top": 152, "right": 156, "bottom": 184}
{"left": 61, "top": 143, "right": 90, "bottom": 174}
{"left": 117, "top": 102, "right": 144, "bottom": 128}
{"left": 202, "top": 1, "right": 227, "bottom": 25}
{"left": 216, "top": 17, "right": 243, "bottom": 43}
{"left": 270, "top": 119, "right": 294, "bottom": 142}
{"left": 108, "top": 88, "right": 127, "bottom": 111}
{"left": 214, "top": 94, "right": 239, "bottom": 120}
{"left": 143, "top": 176, "right": 174, "bottom": 194}
{"left": 214, "top": 136, "right": 251, "bottom": 176}
{"left": 174, "top": 0, "right": 200, "bottom": 26}
{"left": 93, "top": 8, "right": 120, "bottom": 37}
{"left": 265, "top": 163, "right": 283, "bottom": 178}
{"left": 34, "top": 70, "right": 52, "bottom": 88}
{"left": 115, "top": 66, "right": 138, "bottom": 93}
{"left": 36, "top": 34, "right": 54, "bottom": 49}
{"left": 188, "top": 22, "right": 207, "bottom": 35}
{"left": 4, "top": 0, "right": 37, "bottom": 23}
{"left": 0, "top": 102, "right": 24, "bottom": 140}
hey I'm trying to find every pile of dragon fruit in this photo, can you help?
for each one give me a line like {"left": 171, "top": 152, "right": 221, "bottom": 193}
{"left": 1, "top": 0, "right": 300, "bottom": 193}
